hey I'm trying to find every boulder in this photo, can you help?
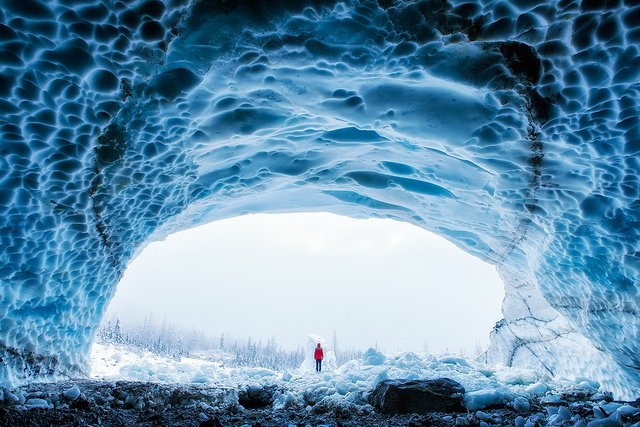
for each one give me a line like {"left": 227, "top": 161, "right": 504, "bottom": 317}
{"left": 370, "top": 378, "right": 465, "bottom": 414}
{"left": 238, "top": 385, "right": 277, "bottom": 409}
{"left": 199, "top": 417, "right": 224, "bottom": 427}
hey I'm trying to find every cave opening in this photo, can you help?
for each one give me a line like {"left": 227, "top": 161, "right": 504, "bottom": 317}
{"left": 92, "top": 212, "right": 504, "bottom": 377}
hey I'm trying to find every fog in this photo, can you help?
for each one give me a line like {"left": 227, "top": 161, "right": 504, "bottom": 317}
{"left": 106, "top": 213, "right": 504, "bottom": 355}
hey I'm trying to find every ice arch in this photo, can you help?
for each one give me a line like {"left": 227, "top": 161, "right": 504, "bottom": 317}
{"left": 0, "top": 0, "right": 638, "bottom": 397}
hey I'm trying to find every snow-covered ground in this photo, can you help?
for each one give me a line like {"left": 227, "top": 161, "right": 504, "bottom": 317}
{"left": 2, "top": 341, "right": 638, "bottom": 426}
{"left": 90, "top": 341, "right": 629, "bottom": 413}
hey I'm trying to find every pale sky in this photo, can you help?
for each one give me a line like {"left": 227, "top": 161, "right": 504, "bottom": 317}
{"left": 105, "top": 213, "right": 504, "bottom": 355}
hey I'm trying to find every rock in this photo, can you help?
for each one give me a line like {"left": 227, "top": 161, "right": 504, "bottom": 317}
{"left": 370, "top": 378, "right": 466, "bottom": 414}
{"left": 238, "top": 385, "right": 277, "bottom": 409}
{"left": 199, "top": 417, "right": 224, "bottom": 427}
{"left": 69, "top": 396, "right": 91, "bottom": 410}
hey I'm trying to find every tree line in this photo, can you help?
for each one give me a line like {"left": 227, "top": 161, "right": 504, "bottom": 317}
{"left": 96, "top": 314, "right": 359, "bottom": 370}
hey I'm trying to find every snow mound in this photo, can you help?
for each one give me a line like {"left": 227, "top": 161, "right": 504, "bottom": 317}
{"left": 362, "top": 348, "right": 386, "bottom": 366}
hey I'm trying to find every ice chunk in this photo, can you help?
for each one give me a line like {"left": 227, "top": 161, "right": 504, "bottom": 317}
{"left": 63, "top": 386, "right": 81, "bottom": 401}
{"left": 586, "top": 417, "right": 624, "bottom": 427}
{"left": 464, "top": 389, "right": 514, "bottom": 411}
{"left": 362, "top": 348, "right": 386, "bottom": 366}
{"left": 24, "top": 398, "right": 52, "bottom": 409}
{"left": 512, "top": 396, "right": 531, "bottom": 413}
{"left": 525, "top": 382, "right": 548, "bottom": 396}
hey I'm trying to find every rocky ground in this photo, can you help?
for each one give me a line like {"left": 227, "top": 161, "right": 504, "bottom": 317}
{"left": 1, "top": 380, "right": 639, "bottom": 427}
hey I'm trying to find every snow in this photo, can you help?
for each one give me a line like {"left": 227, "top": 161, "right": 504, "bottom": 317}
{"left": 0, "top": 0, "right": 638, "bottom": 400}
{"left": 88, "top": 341, "right": 628, "bottom": 413}
{"left": 91, "top": 343, "right": 226, "bottom": 384}
{"left": 300, "top": 334, "right": 336, "bottom": 372}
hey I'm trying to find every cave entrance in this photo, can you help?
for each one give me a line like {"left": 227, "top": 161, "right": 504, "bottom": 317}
{"left": 93, "top": 212, "right": 504, "bottom": 373}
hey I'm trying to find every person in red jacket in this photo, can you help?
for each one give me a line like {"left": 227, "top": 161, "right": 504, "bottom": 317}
{"left": 314, "top": 343, "right": 324, "bottom": 372}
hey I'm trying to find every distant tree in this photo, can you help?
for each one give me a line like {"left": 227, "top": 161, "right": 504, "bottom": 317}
{"left": 97, "top": 318, "right": 336, "bottom": 370}
{"left": 113, "top": 318, "right": 123, "bottom": 344}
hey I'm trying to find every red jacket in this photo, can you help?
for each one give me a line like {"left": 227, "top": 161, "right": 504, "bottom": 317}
{"left": 314, "top": 347, "right": 324, "bottom": 360}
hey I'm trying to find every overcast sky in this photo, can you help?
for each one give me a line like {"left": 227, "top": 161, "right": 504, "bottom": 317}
{"left": 105, "top": 213, "right": 504, "bottom": 355}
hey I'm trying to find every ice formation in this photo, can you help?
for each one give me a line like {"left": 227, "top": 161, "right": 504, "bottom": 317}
{"left": 300, "top": 335, "right": 337, "bottom": 373}
{"left": 0, "top": 342, "right": 631, "bottom": 425}
{"left": 0, "top": 0, "right": 638, "bottom": 398}
{"left": 87, "top": 342, "right": 631, "bottom": 415}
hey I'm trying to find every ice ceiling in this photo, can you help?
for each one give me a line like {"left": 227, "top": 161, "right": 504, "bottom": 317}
{"left": 0, "top": 0, "right": 638, "bottom": 397}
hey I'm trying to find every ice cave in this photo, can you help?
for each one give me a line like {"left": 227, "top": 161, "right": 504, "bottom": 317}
{"left": 0, "top": 0, "right": 638, "bottom": 400}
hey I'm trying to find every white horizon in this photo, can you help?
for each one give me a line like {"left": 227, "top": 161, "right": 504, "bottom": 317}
{"left": 104, "top": 212, "right": 504, "bottom": 355}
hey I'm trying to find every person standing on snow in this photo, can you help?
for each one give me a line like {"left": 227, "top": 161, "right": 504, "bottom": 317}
{"left": 314, "top": 343, "right": 324, "bottom": 372}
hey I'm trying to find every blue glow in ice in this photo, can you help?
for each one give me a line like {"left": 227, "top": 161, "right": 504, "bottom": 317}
{"left": 0, "top": 0, "right": 638, "bottom": 398}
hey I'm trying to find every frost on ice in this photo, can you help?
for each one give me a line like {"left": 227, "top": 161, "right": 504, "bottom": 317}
{"left": 0, "top": 0, "right": 639, "bottom": 398}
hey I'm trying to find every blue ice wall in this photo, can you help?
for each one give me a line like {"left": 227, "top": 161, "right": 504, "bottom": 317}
{"left": 0, "top": 0, "right": 638, "bottom": 397}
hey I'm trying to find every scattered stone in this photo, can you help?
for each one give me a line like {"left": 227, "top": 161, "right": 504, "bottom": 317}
{"left": 370, "top": 378, "right": 466, "bottom": 414}
{"left": 0, "top": 380, "right": 638, "bottom": 427}
{"left": 200, "top": 416, "right": 224, "bottom": 427}
{"left": 69, "top": 396, "right": 91, "bottom": 410}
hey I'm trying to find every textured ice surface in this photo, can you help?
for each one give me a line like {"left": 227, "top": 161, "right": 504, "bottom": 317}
{"left": 0, "top": 0, "right": 639, "bottom": 397}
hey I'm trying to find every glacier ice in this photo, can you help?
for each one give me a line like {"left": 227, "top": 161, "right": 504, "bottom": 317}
{"left": 0, "top": 0, "right": 638, "bottom": 398}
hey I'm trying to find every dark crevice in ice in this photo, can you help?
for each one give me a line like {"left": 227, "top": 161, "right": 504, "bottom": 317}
{"left": 506, "top": 331, "right": 573, "bottom": 375}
